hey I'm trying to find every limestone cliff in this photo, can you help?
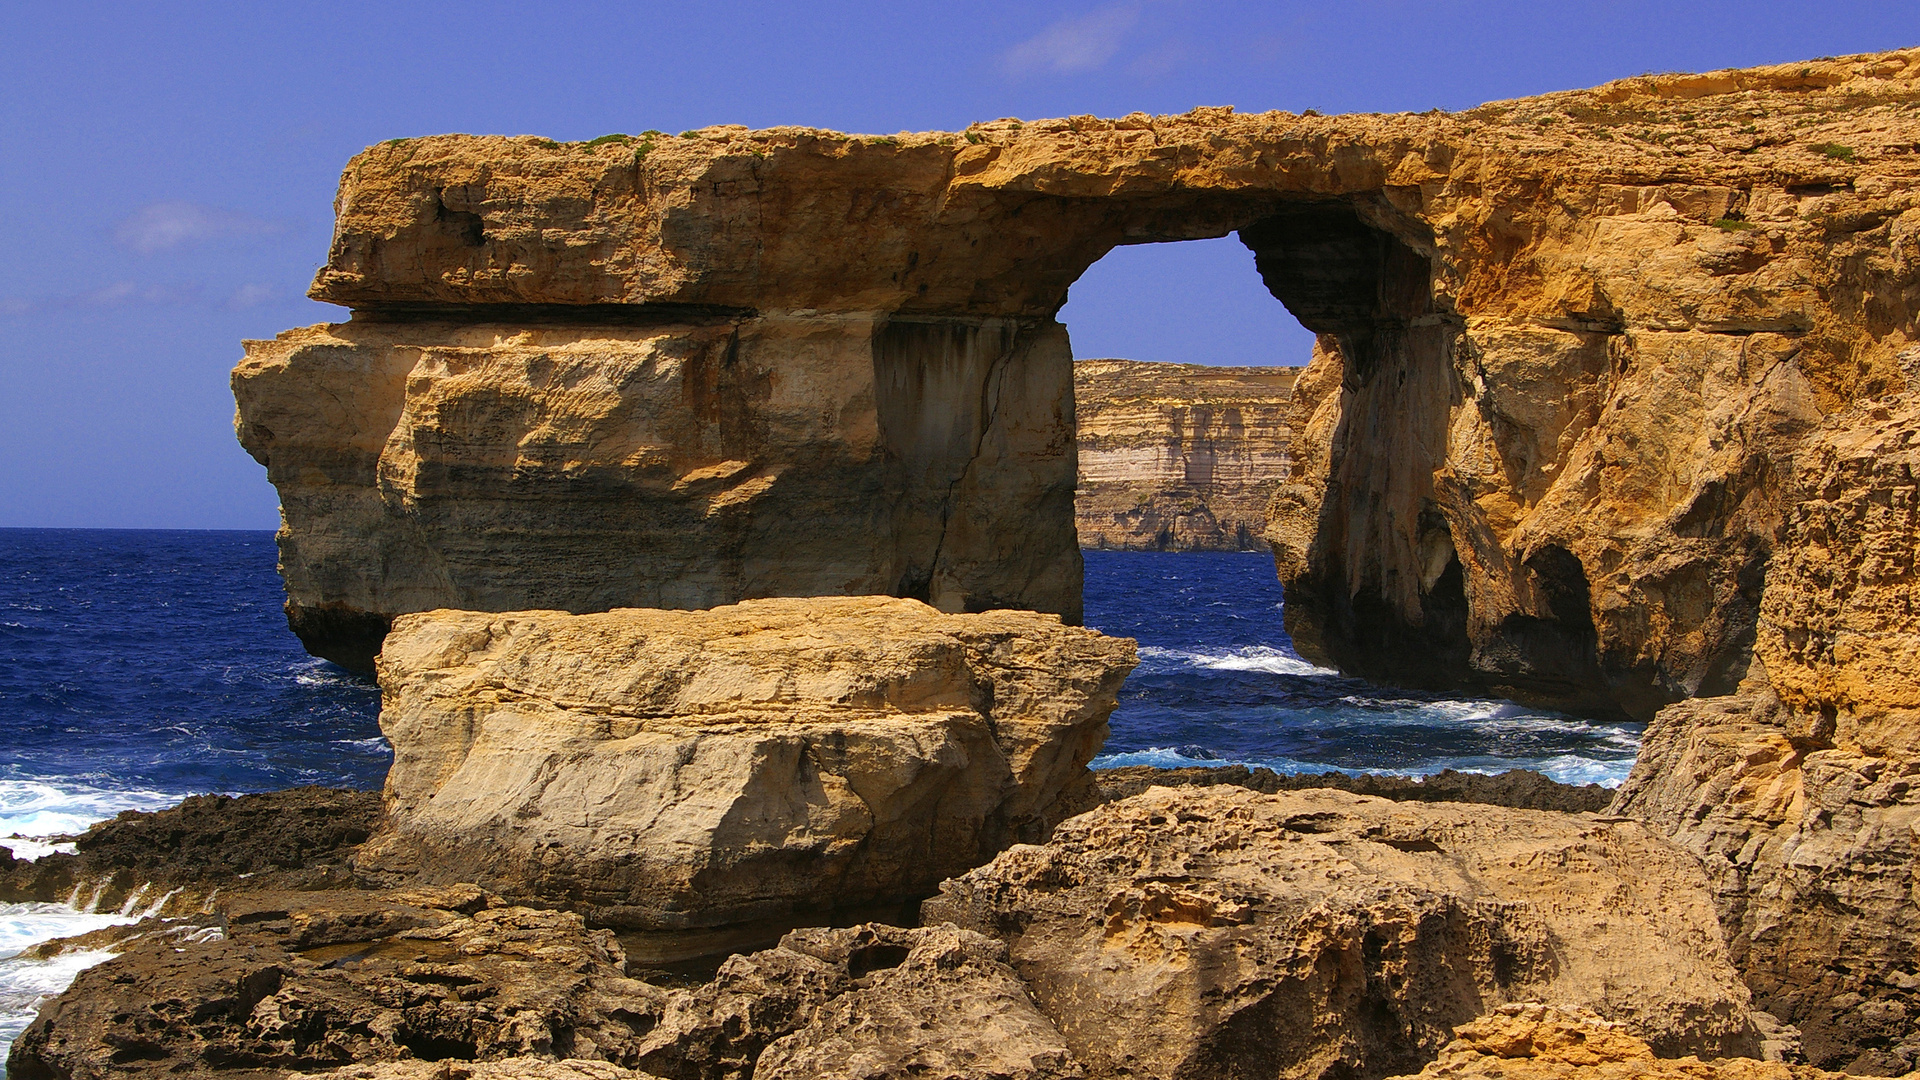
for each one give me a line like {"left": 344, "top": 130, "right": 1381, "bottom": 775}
{"left": 242, "top": 48, "right": 1920, "bottom": 715}
{"left": 1074, "top": 358, "right": 1299, "bottom": 550}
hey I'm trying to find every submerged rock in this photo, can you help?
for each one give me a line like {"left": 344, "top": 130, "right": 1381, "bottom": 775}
{"left": 356, "top": 597, "right": 1136, "bottom": 948}
{"left": 924, "top": 786, "right": 1761, "bottom": 1079}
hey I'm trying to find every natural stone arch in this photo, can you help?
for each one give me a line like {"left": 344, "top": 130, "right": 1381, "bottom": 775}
{"left": 240, "top": 51, "right": 1920, "bottom": 725}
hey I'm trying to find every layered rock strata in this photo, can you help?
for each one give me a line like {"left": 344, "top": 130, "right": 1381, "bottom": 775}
{"left": 354, "top": 597, "right": 1136, "bottom": 949}
{"left": 236, "top": 316, "right": 1079, "bottom": 671}
{"left": 1073, "top": 358, "right": 1300, "bottom": 550}
{"left": 924, "top": 785, "right": 1762, "bottom": 1079}
{"left": 242, "top": 49, "right": 1920, "bottom": 722}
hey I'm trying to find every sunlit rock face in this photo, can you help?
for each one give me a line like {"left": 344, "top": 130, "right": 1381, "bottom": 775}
{"left": 1074, "top": 359, "right": 1300, "bottom": 551}
{"left": 241, "top": 48, "right": 1919, "bottom": 728}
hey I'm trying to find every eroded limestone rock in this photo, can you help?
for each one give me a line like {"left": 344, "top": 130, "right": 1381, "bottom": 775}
{"left": 1610, "top": 398, "right": 1920, "bottom": 1074}
{"left": 235, "top": 316, "right": 1079, "bottom": 670}
{"left": 241, "top": 49, "right": 1920, "bottom": 721}
{"left": 1073, "top": 359, "right": 1299, "bottom": 551}
{"left": 355, "top": 597, "right": 1136, "bottom": 945}
{"left": 1381, "top": 1004, "right": 1856, "bottom": 1080}
{"left": 924, "top": 786, "right": 1761, "bottom": 1080}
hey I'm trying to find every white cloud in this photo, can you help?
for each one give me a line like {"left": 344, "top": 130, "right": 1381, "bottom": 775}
{"left": 112, "top": 201, "right": 281, "bottom": 254}
{"left": 1001, "top": 4, "right": 1141, "bottom": 77}
{"left": 227, "top": 283, "right": 277, "bottom": 309}
{"left": 0, "top": 281, "right": 202, "bottom": 317}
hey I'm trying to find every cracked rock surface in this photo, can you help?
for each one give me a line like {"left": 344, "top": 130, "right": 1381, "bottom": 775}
{"left": 355, "top": 597, "right": 1136, "bottom": 945}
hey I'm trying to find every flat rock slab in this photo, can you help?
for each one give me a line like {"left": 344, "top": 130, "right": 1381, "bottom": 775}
{"left": 359, "top": 596, "right": 1136, "bottom": 945}
{"left": 924, "top": 786, "right": 1762, "bottom": 1080}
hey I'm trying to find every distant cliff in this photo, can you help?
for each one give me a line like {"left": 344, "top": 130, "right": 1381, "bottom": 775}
{"left": 1074, "top": 359, "right": 1301, "bottom": 551}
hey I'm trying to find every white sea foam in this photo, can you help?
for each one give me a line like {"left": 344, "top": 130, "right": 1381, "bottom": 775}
{"left": 0, "top": 840, "right": 75, "bottom": 862}
{"left": 0, "top": 900, "right": 138, "bottom": 1060}
{"left": 0, "top": 780, "right": 183, "bottom": 841}
{"left": 1137, "top": 644, "right": 1340, "bottom": 678}
{"left": 1091, "top": 746, "right": 1638, "bottom": 788}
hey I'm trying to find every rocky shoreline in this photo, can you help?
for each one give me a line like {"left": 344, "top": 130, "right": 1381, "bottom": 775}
{"left": 0, "top": 764, "right": 1734, "bottom": 1080}
{"left": 13, "top": 42, "right": 1920, "bottom": 1080}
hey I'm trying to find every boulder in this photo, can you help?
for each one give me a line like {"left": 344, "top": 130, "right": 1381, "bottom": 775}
{"left": 631, "top": 923, "right": 1077, "bottom": 1080}
{"left": 1381, "top": 1004, "right": 1864, "bottom": 1080}
{"left": 924, "top": 786, "right": 1761, "bottom": 1080}
{"left": 356, "top": 597, "right": 1136, "bottom": 947}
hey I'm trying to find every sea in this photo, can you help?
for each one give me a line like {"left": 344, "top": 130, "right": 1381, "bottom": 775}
{"left": 0, "top": 529, "right": 1643, "bottom": 1056}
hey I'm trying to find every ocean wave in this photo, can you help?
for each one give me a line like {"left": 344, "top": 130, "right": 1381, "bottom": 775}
{"left": 0, "top": 942, "right": 123, "bottom": 1059}
{"left": 1091, "top": 746, "right": 1637, "bottom": 788}
{"left": 331, "top": 737, "right": 391, "bottom": 752}
{"left": 0, "top": 780, "right": 184, "bottom": 842}
{"left": 1137, "top": 645, "right": 1339, "bottom": 678}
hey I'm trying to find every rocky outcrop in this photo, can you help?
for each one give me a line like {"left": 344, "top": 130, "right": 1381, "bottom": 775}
{"left": 924, "top": 786, "right": 1761, "bottom": 1079}
{"left": 1073, "top": 359, "right": 1299, "bottom": 551}
{"left": 1380, "top": 1004, "right": 1843, "bottom": 1080}
{"left": 243, "top": 49, "right": 1920, "bottom": 716}
{"left": 1609, "top": 398, "right": 1920, "bottom": 1074}
{"left": 354, "top": 597, "right": 1135, "bottom": 951}
{"left": 9, "top": 886, "right": 660, "bottom": 1078}
{"left": 235, "top": 316, "right": 1080, "bottom": 671}
{"left": 1611, "top": 690, "right": 1920, "bottom": 1074}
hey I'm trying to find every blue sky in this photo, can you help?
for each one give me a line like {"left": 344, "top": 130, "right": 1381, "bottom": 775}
{"left": 2, "top": 2, "right": 1912, "bottom": 529}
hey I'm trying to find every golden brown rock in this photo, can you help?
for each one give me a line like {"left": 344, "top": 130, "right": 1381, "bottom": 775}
{"left": 235, "top": 315, "right": 1079, "bottom": 670}
{"left": 243, "top": 48, "right": 1920, "bottom": 719}
{"left": 924, "top": 786, "right": 1762, "bottom": 1080}
{"left": 355, "top": 597, "right": 1136, "bottom": 949}
{"left": 1073, "top": 359, "right": 1299, "bottom": 550}
{"left": 1382, "top": 1004, "right": 1862, "bottom": 1080}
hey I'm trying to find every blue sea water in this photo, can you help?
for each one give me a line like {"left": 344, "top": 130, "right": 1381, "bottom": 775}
{"left": 0, "top": 530, "right": 1641, "bottom": 1056}
{"left": 1081, "top": 550, "right": 1642, "bottom": 785}
{"left": 0, "top": 531, "right": 1642, "bottom": 837}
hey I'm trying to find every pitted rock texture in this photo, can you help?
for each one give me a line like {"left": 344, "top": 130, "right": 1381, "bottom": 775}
{"left": 245, "top": 48, "right": 1920, "bottom": 718}
{"left": 1381, "top": 1004, "right": 1853, "bottom": 1080}
{"left": 355, "top": 597, "right": 1136, "bottom": 943}
{"left": 1611, "top": 689, "right": 1920, "bottom": 1075}
{"left": 923, "top": 786, "right": 1761, "bottom": 1080}
{"left": 1073, "top": 359, "right": 1300, "bottom": 551}
{"left": 235, "top": 314, "right": 1079, "bottom": 671}
{"left": 630, "top": 923, "right": 1079, "bottom": 1080}
{"left": 8, "top": 887, "right": 665, "bottom": 1079}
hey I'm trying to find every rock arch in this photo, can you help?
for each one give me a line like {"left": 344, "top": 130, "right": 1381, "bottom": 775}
{"left": 238, "top": 51, "right": 1920, "bottom": 726}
